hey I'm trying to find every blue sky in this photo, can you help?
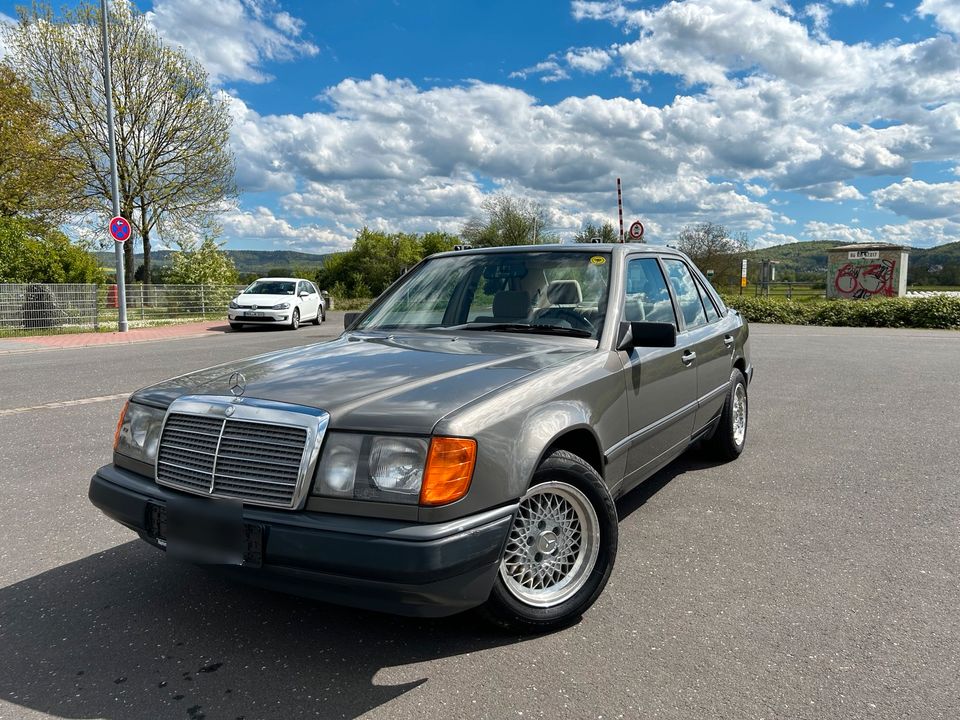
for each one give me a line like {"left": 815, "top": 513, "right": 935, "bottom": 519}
{"left": 2, "top": 0, "right": 959, "bottom": 251}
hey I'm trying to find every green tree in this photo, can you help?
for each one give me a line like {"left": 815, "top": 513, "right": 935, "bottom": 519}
{"left": 314, "top": 229, "right": 460, "bottom": 299}
{"left": 675, "top": 223, "right": 748, "bottom": 285}
{"left": 166, "top": 235, "right": 238, "bottom": 285}
{"left": 0, "top": 65, "right": 87, "bottom": 223}
{"left": 419, "top": 231, "right": 459, "bottom": 257}
{"left": 461, "top": 194, "right": 554, "bottom": 247}
{"left": 573, "top": 222, "right": 618, "bottom": 243}
{"left": 0, "top": 216, "right": 104, "bottom": 283}
{"left": 4, "top": 1, "right": 236, "bottom": 285}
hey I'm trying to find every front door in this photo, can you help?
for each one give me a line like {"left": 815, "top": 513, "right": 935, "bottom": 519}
{"left": 619, "top": 256, "right": 698, "bottom": 482}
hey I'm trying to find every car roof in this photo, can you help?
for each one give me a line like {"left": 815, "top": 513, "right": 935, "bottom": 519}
{"left": 250, "top": 277, "right": 310, "bottom": 283}
{"left": 432, "top": 242, "right": 683, "bottom": 259}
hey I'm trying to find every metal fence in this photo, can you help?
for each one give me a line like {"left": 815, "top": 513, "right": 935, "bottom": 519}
{"left": 0, "top": 283, "right": 245, "bottom": 337}
{"left": 724, "top": 280, "right": 826, "bottom": 300}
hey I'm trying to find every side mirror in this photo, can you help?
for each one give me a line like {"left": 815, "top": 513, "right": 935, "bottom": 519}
{"left": 344, "top": 312, "right": 361, "bottom": 329}
{"left": 616, "top": 321, "right": 676, "bottom": 351}
{"left": 299, "top": 291, "right": 309, "bottom": 298}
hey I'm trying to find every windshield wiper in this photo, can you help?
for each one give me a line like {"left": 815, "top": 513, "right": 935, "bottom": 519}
{"left": 440, "top": 322, "right": 593, "bottom": 338}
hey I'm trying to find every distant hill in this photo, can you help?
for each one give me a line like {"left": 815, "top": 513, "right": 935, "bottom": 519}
{"left": 744, "top": 240, "right": 960, "bottom": 283}
{"left": 95, "top": 249, "right": 331, "bottom": 276}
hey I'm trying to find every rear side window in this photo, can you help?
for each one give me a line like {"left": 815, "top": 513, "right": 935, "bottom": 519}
{"left": 662, "top": 259, "right": 707, "bottom": 330}
{"left": 624, "top": 257, "right": 676, "bottom": 326}
{"left": 694, "top": 275, "right": 720, "bottom": 322}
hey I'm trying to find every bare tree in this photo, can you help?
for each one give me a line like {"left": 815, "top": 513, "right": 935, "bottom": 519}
{"left": 4, "top": 1, "right": 236, "bottom": 283}
{"left": 462, "top": 194, "right": 555, "bottom": 247}
{"left": 573, "top": 222, "right": 617, "bottom": 243}
{"left": 675, "top": 222, "right": 748, "bottom": 284}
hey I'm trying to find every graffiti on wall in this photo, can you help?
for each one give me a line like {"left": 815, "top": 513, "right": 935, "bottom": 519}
{"left": 833, "top": 259, "right": 896, "bottom": 299}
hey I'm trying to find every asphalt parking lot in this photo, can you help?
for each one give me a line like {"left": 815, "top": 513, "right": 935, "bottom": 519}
{"left": 1, "top": 322, "right": 958, "bottom": 720}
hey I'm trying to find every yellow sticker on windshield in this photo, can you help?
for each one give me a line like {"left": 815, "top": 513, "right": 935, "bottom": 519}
{"left": 590, "top": 256, "right": 606, "bottom": 265}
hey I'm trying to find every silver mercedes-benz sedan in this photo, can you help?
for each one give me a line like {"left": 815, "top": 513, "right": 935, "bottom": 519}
{"left": 90, "top": 243, "right": 751, "bottom": 632}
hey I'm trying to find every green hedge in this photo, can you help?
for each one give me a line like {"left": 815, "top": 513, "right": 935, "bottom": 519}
{"left": 722, "top": 295, "right": 960, "bottom": 330}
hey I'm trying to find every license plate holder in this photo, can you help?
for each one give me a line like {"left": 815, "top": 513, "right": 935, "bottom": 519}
{"left": 244, "top": 312, "right": 264, "bottom": 317}
{"left": 149, "top": 498, "right": 263, "bottom": 568}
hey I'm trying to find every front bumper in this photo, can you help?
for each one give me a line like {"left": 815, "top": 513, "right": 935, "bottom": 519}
{"left": 89, "top": 465, "right": 515, "bottom": 617}
{"left": 228, "top": 309, "right": 291, "bottom": 324}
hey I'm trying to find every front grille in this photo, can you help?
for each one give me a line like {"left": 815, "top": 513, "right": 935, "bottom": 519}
{"left": 157, "top": 412, "right": 309, "bottom": 507}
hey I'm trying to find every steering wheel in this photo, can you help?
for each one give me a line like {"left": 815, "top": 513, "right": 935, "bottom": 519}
{"left": 534, "top": 307, "right": 595, "bottom": 332}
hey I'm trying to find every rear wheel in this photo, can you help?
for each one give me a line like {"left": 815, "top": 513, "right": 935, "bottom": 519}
{"left": 480, "top": 449, "right": 617, "bottom": 633}
{"left": 703, "top": 368, "right": 748, "bottom": 461}
{"left": 289, "top": 308, "right": 300, "bottom": 330}
{"left": 312, "top": 307, "right": 322, "bottom": 325}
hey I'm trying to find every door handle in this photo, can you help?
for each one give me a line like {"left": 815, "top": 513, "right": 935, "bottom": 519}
{"left": 723, "top": 335, "right": 735, "bottom": 348}
{"left": 681, "top": 350, "right": 697, "bottom": 366}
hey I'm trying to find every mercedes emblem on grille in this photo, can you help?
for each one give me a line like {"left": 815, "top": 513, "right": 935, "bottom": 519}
{"left": 229, "top": 372, "right": 246, "bottom": 398}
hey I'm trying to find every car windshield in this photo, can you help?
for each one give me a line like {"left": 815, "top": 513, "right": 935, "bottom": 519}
{"left": 356, "top": 250, "right": 611, "bottom": 340}
{"left": 244, "top": 281, "right": 296, "bottom": 295}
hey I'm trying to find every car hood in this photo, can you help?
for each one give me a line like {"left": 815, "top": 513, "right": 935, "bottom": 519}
{"left": 132, "top": 332, "right": 594, "bottom": 434}
{"left": 233, "top": 293, "right": 295, "bottom": 306}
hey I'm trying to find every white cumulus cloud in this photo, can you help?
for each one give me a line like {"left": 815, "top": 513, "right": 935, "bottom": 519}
{"left": 147, "top": 0, "right": 318, "bottom": 84}
{"left": 872, "top": 178, "right": 960, "bottom": 219}
{"left": 919, "top": 0, "right": 960, "bottom": 35}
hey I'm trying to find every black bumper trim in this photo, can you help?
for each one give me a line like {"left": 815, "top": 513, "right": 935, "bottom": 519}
{"left": 89, "top": 465, "right": 514, "bottom": 617}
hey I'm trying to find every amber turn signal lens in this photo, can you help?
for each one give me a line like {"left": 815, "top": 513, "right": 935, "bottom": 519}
{"left": 113, "top": 400, "right": 129, "bottom": 451}
{"left": 420, "top": 437, "right": 477, "bottom": 506}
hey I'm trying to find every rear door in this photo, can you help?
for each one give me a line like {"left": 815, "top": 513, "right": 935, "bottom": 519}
{"left": 619, "top": 256, "right": 699, "bottom": 483}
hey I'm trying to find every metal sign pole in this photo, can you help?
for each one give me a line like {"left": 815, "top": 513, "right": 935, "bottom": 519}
{"left": 616, "top": 178, "right": 624, "bottom": 243}
{"left": 101, "top": 0, "right": 127, "bottom": 332}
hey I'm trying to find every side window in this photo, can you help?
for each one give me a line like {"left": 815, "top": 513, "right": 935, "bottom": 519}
{"left": 624, "top": 257, "right": 676, "bottom": 326}
{"left": 309, "top": 283, "right": 319, "bottom": 295}
{"left": 662, "top": 259, "right": 707, "bottom": 330}
{"left": 694, "top": 275, "right": 720, "bottom": 323}
{"left": 296, "top": 281, "right": 305, "bottom": 295}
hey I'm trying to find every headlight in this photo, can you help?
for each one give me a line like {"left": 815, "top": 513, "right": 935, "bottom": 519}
{"left": 313, "top": 434, "right": 476, "bottom": 506}
{"left": 114, "top": 401, "right": 166, "bottom": 465}
{"left": 272, "top": 302, "right": 291, "bottom": 310}
{"left": 228, "top": 300, "right": 239, "bottom": 309}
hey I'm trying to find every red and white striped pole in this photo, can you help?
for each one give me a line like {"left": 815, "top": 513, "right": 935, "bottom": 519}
{"left": 617, "top": 178, "right": 624, "bottom": 243}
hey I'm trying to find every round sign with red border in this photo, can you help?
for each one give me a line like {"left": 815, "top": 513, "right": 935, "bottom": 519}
{"left": 109, "top": 216, "right": 131, "bottom": 243}
{"left": 628, "top": 220, "right": 644, "bottom": 240}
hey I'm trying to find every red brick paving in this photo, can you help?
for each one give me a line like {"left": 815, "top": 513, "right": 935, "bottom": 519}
{"left": 2, "top": 320, "right": 231, "bottom": 352}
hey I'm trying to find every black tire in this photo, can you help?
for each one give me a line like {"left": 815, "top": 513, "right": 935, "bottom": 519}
{"left": 703, "top": 368, "right": 748, "bottom": 461}
{"left": 229, "top": 322, "right": 243, "bottom": 331}
{"left": 321, "top": 306, "right": 326, "bottom": 322}
{"left": 479, "top": 449, "right": 618, "bottom": 634}
{"left": 289, "top": 308, "right": 300, "bottom": 330}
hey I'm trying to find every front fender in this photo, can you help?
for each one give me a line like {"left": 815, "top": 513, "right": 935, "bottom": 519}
{"left": 425, "top": 353, "right": 628, "bottom": 523}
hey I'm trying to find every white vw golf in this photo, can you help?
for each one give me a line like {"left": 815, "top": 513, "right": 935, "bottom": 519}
{"left": 228, "top": 277, "right": 325, "bottom": 331}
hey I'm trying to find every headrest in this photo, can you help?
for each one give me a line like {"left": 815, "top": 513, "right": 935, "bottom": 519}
{"left": 493, "top": 290, "right": 530, "bottom": 319}
{"left": 546, "top": 280, "right": 582, "bottom": 304}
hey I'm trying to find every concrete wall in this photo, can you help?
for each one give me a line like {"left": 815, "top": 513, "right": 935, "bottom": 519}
{"left": 827, "top": 249, "right": 909, "bottom": 299}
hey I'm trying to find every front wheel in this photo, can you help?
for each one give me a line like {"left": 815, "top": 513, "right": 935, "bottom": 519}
{"left": 289, "top": 308, "right": 300, "bottom": 330}
{"left": 703, "top": 368, "right": 748, "bottom": 461}
{"left": 480, "top": 449, "right": 618, "bottom": 633}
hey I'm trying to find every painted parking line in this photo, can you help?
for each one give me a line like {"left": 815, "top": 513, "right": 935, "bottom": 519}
{"left": 0, "top": 392, "right": 130, "bottom": 417}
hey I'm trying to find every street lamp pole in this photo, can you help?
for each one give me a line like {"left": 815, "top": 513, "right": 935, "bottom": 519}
{"left": 101, "top": 0, "right": 127, "bottom": 332}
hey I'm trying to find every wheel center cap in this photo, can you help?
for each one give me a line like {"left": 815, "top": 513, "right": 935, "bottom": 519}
{"left": 537, "top": 531, "right": 558, "bottom": 554}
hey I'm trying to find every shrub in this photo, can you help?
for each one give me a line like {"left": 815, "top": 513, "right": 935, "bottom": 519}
{"left": 722, "top": 294, "right": 960, "bottom": 330}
